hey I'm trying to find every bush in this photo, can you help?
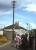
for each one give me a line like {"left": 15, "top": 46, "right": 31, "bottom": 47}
{"left": 0, "top": 36, "right": 8, "bottom": 44}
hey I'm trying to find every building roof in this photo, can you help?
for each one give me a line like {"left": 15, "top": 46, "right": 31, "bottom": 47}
{"left": 4, "top": 24, "right": 26, "bottom": 30}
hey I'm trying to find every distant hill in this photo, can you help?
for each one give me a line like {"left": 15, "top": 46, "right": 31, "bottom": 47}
{"left": 4, "top": 24, "right": 26, "bottom": 30}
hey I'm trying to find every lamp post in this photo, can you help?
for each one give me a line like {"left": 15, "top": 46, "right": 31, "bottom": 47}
{"left": 11, "top": 0, "right": 16, "bottom": 42}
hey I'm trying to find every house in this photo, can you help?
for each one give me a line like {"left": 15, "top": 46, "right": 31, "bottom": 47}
{"left": 3, "top": 22, "right": 27, "bottom": 41}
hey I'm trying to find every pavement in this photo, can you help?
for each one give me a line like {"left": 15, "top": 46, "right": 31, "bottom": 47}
{"left": 0, "top": 38, "right": 35, "bottom": 50}
{"left": 0, "top": 41, "right": 32, "bottom": 50}
{"left": 0, "top": 45, "right": 32, "bottom": 50}
{"left": 0, "top": 46, "right": 17, "bottom": 50}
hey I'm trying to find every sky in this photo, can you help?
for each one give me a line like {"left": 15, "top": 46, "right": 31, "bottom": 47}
{"left": 0, "top": 0, "right": 36, "bottom": 29}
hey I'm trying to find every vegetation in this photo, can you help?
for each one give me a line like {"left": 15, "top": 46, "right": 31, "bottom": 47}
{"left": 0, "top": 35, "right": 8, "bottom": 45}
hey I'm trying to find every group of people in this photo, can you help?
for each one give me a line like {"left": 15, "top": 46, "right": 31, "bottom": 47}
{"left": 14, "top": 33, "right": 34, "bottom": 49}
{"left": 14, "top": 33, "right": 28, "bottom": 48}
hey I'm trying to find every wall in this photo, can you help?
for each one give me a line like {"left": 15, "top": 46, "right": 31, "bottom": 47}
{"left": 3, "top": 29, "right": 16, "bottom": 41}
{"left": 0, "top": 31, "right": 3, "bottom": 35}
{"left": 3, "top": 29, "right": 27, "bottom": 41}
{"left": 3, "top": 31, "right": 12, "bottom": 41}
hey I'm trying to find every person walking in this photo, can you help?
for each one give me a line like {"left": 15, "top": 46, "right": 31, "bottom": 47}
{"left": 21, "top": 34, "right": 25, "bottom": 48}
{"left": 15, "top": 34, "right": 21, "bottom": 48}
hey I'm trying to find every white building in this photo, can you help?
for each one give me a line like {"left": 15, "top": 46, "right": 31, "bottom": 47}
{"left": 0, "top": 29, "right": 3, "bottom": 35}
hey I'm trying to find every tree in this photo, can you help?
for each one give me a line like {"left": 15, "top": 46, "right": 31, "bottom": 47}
{"left": 15, "top": 22, "right": 19, "bottom": 29}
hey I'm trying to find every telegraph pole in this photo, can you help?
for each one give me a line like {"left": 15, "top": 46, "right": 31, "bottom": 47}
{"left": 11, "top": 0, "right": 16, "bottom": 42}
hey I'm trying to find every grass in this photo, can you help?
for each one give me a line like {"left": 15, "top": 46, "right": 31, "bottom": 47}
{"left": 0, "top": 35, "right": 8, "bottom": 45}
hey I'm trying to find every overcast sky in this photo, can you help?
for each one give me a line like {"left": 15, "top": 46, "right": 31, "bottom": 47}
{"left": 0, "top": 0, "right": 36, "bottom": 29}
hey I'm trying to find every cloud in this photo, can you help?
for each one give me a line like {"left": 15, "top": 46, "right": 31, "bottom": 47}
{"left": 16, "top": 0, "right": 36, "bottom": 12}
{"left": 0, "top": 0, "right": 36, "bottom": 29}
{"left": 29, "top": 22, "right": 36, "bottom": 29}
{"left": 0, "top": 0, "right": 11, "bottom": 5}
{"left": 0, "top": 0, "right": 36, "bottom": 12}
{"left": 16, "top": 0, "right": 32, "bottom": 9}
{"left": 0, "top": 10, "right": 12, "bottom": 16}
{"left": 25, "top": 4, "right": 36, "bottom": 12}
{"left": 0, "top": 3, "right": 12, "bottom": 11}
{"left": 0, "top": 0, "right": 31, "bottom": 11}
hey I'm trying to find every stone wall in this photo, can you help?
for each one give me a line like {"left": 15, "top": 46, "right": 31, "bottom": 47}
{"left": 3, "top": 31, "right": 12, "bottom": 41}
